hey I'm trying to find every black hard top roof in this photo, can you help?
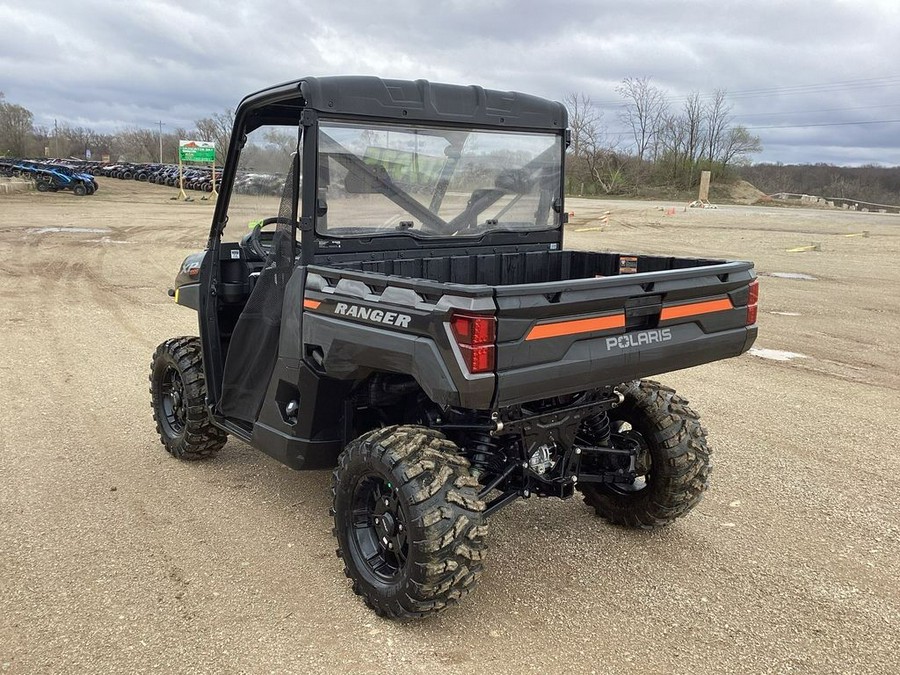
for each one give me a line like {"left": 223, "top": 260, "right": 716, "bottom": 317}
{"left": 238, "top": 76, "right": 567, "bottom": 131}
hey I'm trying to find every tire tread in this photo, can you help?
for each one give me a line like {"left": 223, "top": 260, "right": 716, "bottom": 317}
{"left": 149, "top": 336, "right": 226, "bottom": 460}
{"left": 579, "top": 379, "right": 712, "bottom": 529}
{"left": 332, "top": 425, "right": 488, "bottom": 620}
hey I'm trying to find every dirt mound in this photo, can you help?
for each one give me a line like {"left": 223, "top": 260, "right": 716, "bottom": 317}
{"left": 627, "top": 179, "right": 767, "bottom": 205}
{"left": 711, "top": 179, "right": 767, "bottom": 205}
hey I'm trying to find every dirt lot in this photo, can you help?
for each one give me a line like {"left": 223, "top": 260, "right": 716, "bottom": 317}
{"left": 1, "top": 180, "right": 898, "bottom": 674}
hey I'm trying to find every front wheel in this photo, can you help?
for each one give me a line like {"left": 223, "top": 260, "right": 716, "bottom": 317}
{"left": 578, "top": 380, "right": 712, "bottom": 528}
{"left": 332, "top": 426, "right": 488, "bottom": 620}
{"left": 150, "top": 337, "right": 226, "bottom": 460}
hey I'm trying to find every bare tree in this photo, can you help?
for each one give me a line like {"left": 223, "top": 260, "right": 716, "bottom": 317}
{"left": 563, "top": 92, "right": 625, "bottom": 194}
{"left": 739, "top": 163, "right": 900, "bottom": 205}
{"left": 657, "top": 112, "right": 687, "bottom": 184}
{"left": 114, "top": 127, "right": 164, "bottom": 162}
{"left": 616, "top": 77, "right": 668, "bottom": 164}
{"left": 30, "top": 125, "right": 50, "bottom": 156}
{"left": 682, "top": 90, "right": 705, "bottom": 185}
{"left": 55, "top": 124, "right": 108, "bottom": 159}
{"left": 0, "top": 92, "right": 35, "bottom": 156}
{"left": 704, "top": 89, "right": 731, "bottom": 164}
{"left": 195, "top": 109, "right": 234, "bottom": 166}
{"left": 720, "top": 125, "right": 762, "bottom": 168}
{"left": 564, "top": 92, "right": 602, "bottom": 158}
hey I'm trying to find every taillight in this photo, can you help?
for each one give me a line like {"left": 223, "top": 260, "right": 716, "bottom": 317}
{"left": 746, "top": 279, "right": 759, "bottom": 325}
{"left": 450, "top": 312, "right": 496, "bottom": 374}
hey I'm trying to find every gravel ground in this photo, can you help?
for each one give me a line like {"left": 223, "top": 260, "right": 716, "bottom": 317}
{"left": 1, "top": 181, "right": 898, "bottom": 674}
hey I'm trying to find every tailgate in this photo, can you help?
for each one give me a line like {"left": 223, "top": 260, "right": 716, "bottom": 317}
{"left": 492, "top": 261, "right": 757, "bottom": 407}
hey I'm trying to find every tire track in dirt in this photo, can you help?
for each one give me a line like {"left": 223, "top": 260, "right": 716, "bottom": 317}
{"left": 5, "top": 228, "right": 162, "bottom": 348}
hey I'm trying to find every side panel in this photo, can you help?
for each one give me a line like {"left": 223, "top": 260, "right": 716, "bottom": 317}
{"left": 302, "top": 270, "right": 496, "bottom": 410}
{"left": 251, "top": 357, "right": 351, "bottom": 470}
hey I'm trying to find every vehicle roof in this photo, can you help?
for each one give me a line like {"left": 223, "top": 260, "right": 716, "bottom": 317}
{"left": 237, "top": 76, "right": 567, "bottom": 132}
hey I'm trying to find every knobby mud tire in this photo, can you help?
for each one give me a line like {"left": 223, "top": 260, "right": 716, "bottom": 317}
{"left": 578, "top": 380, "right": 712, "bottom": 528}
{"left": 150, "top": 336, "right": 226, "bottom": 460}
{"left": 332, "top": 425, "right": 488, "bottom": 620}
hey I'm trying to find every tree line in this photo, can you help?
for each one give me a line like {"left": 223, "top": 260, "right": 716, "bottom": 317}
{"left": 565, "top": 77, "right": 762, "bottom": 196}
{"left": 0, "top": 91, "right": 233, "bottom": 165}
{"left": 739, "top": 163, "right": 900, "bottom": 206}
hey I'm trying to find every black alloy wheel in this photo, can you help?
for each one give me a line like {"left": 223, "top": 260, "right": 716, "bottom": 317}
{"left": 349, "top": 474, "right": 409, "bottom": 581}
{"left": 158, "top": 365, "right": 186, "bottom": 438}
{"left": 149, "top": 337, "right": 226, "bottom": 460}
{"left": 332, "top": 426, "right": 488, "bottom": 620}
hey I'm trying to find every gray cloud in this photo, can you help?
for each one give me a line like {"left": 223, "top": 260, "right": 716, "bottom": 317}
{"left": 1, "top": 0, "right": 898, "bottom": 164}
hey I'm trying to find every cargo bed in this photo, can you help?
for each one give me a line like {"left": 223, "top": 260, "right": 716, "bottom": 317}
{"left": 304, "top": 249, "right": 758, "bottom": 409}
{"left": 329, "top": 249, "right": 729, "bottom": 286}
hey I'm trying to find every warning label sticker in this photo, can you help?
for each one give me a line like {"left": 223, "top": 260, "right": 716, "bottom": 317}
{"left": 619, "top": 256, "right": 638, "bottom": 274}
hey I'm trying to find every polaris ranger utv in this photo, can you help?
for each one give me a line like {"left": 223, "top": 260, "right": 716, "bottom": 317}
{"left": 150, "top": 76, "right": 758, "bottom": 620}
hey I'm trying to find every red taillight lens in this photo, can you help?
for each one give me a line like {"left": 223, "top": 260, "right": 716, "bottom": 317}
{"left": 746, "top": 279, "right": 759, "bottom": 325}
{"left": 748, "top": 279, "right": 759, "bottom": 305}
{"left": 450, "top": 312, "right": 496, "bottom": 374}
{"left": 747, "top": 303, "right": 758, "bottom": 325}
{"left": 451, "top": 313, "right": 495, "bottom": 345}
{"left": 465, "top": 344, "right": 495, "bottom": 373}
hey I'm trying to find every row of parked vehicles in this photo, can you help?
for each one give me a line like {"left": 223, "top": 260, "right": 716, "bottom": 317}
{"left": 79, "top": 161, "right": 222, "bottom": 193}
{"left": 2, "top": 157, "right": 285, "bottom": 198}
{"left": 0, "top": 159, "right": 99, "bottom": 196}
{"left": 83, "top": 161, "right": 285, "bottom": 196}
{"left": 85, "top": 162, "right": 284, "bottom": 196}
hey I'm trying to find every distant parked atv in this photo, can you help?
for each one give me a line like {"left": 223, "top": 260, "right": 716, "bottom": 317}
{"left": 13, "top": 161, "right": 96, "bottom": 195}
{"left": 151, "top": 76, "right": 758, "bottom": 619}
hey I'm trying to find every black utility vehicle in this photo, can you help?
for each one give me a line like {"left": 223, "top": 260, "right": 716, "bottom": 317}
{"left": 151, "top": 77, "right": 758, "bottom": 619}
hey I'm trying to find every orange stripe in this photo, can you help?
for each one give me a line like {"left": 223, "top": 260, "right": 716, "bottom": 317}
{"left": 526, "top": 313, "right": 625, "bottom": 341}
{"left": 303, "top": 298, "right": 321, "bottom": 310}
{"left": 660, "top": 297, "right": 732, "bottom": 321}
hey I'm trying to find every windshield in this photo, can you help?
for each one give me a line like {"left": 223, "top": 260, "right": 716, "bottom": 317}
{"left": 317, "top": 121, "right": 561, "bottom": 238}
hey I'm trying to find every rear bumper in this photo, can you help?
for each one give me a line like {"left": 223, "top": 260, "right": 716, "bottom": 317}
{"left": 492, "top": 323, "right": 757, "bottom": 407}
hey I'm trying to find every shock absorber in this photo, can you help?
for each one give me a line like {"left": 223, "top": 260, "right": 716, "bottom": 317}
{"left": 579, "top": 410, "right": 611, "bottom": 446}
{"left": 468, "top": 431, "right": 503, "bottom": 481}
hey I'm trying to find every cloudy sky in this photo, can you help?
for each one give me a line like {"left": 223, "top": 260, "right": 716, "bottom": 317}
{"left": 2, "top": 0, "right": 898, "bottom": 165}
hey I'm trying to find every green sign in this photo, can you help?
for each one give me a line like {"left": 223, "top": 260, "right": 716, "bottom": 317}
{"left": 179, "top": 140, "right": 216, "bottom": 163}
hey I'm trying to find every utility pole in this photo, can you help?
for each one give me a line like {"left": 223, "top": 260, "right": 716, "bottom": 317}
{"left": 158, "top": 121, "right": 164, "bottom": 163}
{"left": 54, "top": 119, "right": 59, "bottom": 157}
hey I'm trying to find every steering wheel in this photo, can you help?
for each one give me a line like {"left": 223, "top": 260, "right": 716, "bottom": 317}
{"left": 243, "top": 216, "right": 289, "bottom": 261}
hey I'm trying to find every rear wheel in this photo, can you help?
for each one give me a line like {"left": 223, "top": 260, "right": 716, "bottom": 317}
{"left": 150, "top": 337, "right": 226, "bottom": 460}
{"left": 332, "top": 426, "right": 488, "bottom": 620}
{"left": 578, "top": 380, "right": 712, "bottom": 528}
